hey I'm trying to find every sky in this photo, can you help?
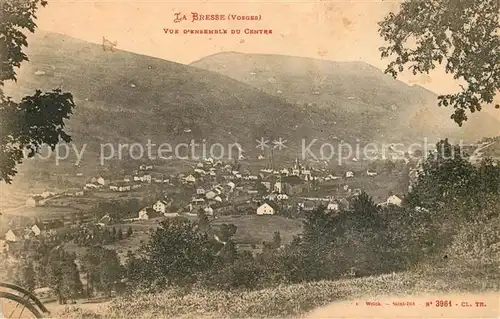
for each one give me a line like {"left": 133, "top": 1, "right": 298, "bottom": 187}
{"left": 34, "top": 0, "right": 467, "bottom": 95}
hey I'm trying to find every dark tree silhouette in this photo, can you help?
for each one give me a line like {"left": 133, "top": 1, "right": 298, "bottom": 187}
{"left": 379, "top": 0, "right": 499, "bottom": 126}
{"left": 0, "top": 0, "right": 75, "bottom": 183}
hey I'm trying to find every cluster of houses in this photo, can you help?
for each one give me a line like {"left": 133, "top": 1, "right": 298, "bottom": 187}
{"left": 25, "top": 190, "right": 58, "bottom": 207}
{"left": 144, "top": 157, "right": 401, "bottom": 218}
{"left": 16, "top": 156, "right": 407, "bottom": 246}
{"left": 0, "top": 223, "right": 54, "bottom": 254}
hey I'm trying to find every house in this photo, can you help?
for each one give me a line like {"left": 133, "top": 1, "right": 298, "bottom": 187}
{"left": 153, "top": 200, "right": 170, "bottom": 213}
{"left": 205, "top": 190, "right": 217, "bottom": 199}
{"left": 98, "top": 214, "right": 112, "bottom": 225}
{"left": 119, "top": 184, "right": 131, "bottom": 192}
{"left": 188, "top": 198, "right": 206, "bottom": 212}
{"left": 26, "top": 196, "right": 45, "bottom": 207}
{"left": 124, "top": 175, "right": 132, "bottom": 182}
{"left": 273, "top": 181, "right": 283, "bottom": 193}
{"left": 257, "top": 154, "right": 265, "bottom": 160}
{"left": 366, "top": 170, "right": 378, "bottom": 177}
{"left": 67, "top": 188, "right": 84, "bottom": 196}
{"left": 345, "top": 171, "right": 354, "bottom": 178}
{"left": 387, "top": 195, "right": 403, "bottom": 206}
{"left": 85, "top": 183, "right": 99, "bottom": 190}
{"left": 31, "top": 224, "right": 42, "bottom": 236}
{"left": 41, "top": 191, "right": 55, "bottom": 199}
{"left": 184, "top": 174, "right": 196, "bottom": 183}
{"left": 194, "top": 168, "right": 206, "bottom": 175}
{"left": 5, "top": 229, "right": 22, "bottom": 242}
{"left": 204, "top": 206, "right": 214, "bottom": 216}
{"left": 23, "top": 228, "right": 37, "bottom": 240}
{"left": 327, "top": 202, "right": 340, "bottom": 212}
{"left": 281, "top": 175, "right": 306, "bottom": 195}
{"left": 196, "top": 187, "right": 206, "bottom": 195}
{"left": 226, "top": 182, "right": 236, "bottom": 190}
{"left": 256, "top": 203, "right": 275, "bottom": 215}
{"left": 140, "top": 174, "right": 152, "bottom": 183}
{"left": 131, "top": 183, "right": 142, "bottom": 190}
{"left": 139, "top": 164, "right": 153, "bottom": 171}
{"left": 97, "top": 176, "right": 107, "bottom": 186}
{"left": 109, "top": 182, "right": 131, "bottom": 192}
{"left": 263, "top": 193, "right": 277, "bottom": 201}
{"left": 302, "top": 201, "right": 316, "bottom": 212}
{"left": 138, "top": 207, "right": 162, "bottom": 220}
{"left": 276, "top": 193, "right": 289, "bottom": 201}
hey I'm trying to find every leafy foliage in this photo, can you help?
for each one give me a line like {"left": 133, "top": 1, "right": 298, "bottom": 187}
{"left": 140, "top": 218, "right": 218, "bottom": 286}
{"left": 82, "top": 246, "right": 124, "bottom": 297}
{"left": 379, "top": 0, "right": 500, "bottom": 125}
{"left": 46, "top": 249, "right": 83, "bottom": 304}
{"left": 0, "top": 0, "right": 75, "bottom": 183}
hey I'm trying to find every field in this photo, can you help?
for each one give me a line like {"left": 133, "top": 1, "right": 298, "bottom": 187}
{"left": 4, "top": 206, "right": 82, "bottom": 219}
{"left": 55, "top": 265, "right": 499, "bottom": 319}
{"left": 210, "top": 215, "right": 303, "bottom": 245}
{"left": 103, "top": 219, "right": 164, "bottom": 262}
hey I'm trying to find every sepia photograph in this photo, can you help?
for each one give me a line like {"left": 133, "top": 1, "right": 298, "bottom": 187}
{"left": 0, "top": 0, "right": 499, "bottom": 318}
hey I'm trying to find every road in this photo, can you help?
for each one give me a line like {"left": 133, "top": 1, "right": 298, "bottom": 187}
{"left": 304, "top": 292, "right": 500, "bottom": 318}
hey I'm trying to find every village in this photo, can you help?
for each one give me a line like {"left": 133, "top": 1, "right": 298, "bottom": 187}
{"left": 0, "top": 144, "right": 423, "bottom": 254}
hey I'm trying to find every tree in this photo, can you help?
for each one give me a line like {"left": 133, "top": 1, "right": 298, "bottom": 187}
{"left": 197, "top": 208, "right": 210, "bottom": 231}
{"left": 13, "top": 259, "right": 36, "bottom": 292}
{"left": 46, "top": 249, "right": 82, "bottom": 304}
{"left": 82, "top": 246, "right": 122, "bottom": 296}
{"left": 405, "top": 139, "right": 476, "bottom": 211}
{"left": 142, "top": 219, "right": 218, "bottom": 286}
{"left": 271, "top": 231, "right": 282, "bottom": 249}
{"left": 0, "top": 0, "right": 75, "bottom": 183}
{"left": 255, "top": 182, "right": 268, "bottom": 195}
{"left": 97, "top": 249, "right": 123, "bottom": 296}
{"left": 379, "top": 0, "right": 500, "bottom": 126}
{"left": 126, "top": 226, "right": 133, "bottom": 238}
{"left": 350, "top": 192, "right": 381, "bottom": 229}
{"left": 219, "top": 223, "right": 237, "bottom": 242}
{"left": 125, "top": 250, "right": 148, "bottom": 284}
{"left": 117, "top": 228, "right": 123, "bottom": 240}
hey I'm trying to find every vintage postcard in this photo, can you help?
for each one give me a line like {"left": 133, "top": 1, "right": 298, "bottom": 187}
{"left": 0, "top": 0, "right": 499, "bottom": 318}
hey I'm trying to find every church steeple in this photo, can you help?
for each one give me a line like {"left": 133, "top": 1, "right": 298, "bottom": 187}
{"left": 294, "top": 157, "right": 300, "bottom": 170}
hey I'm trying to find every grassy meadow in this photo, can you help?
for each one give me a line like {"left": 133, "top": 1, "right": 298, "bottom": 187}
{"left": 55, "top": 264, "right": 499, "bottom": 319}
